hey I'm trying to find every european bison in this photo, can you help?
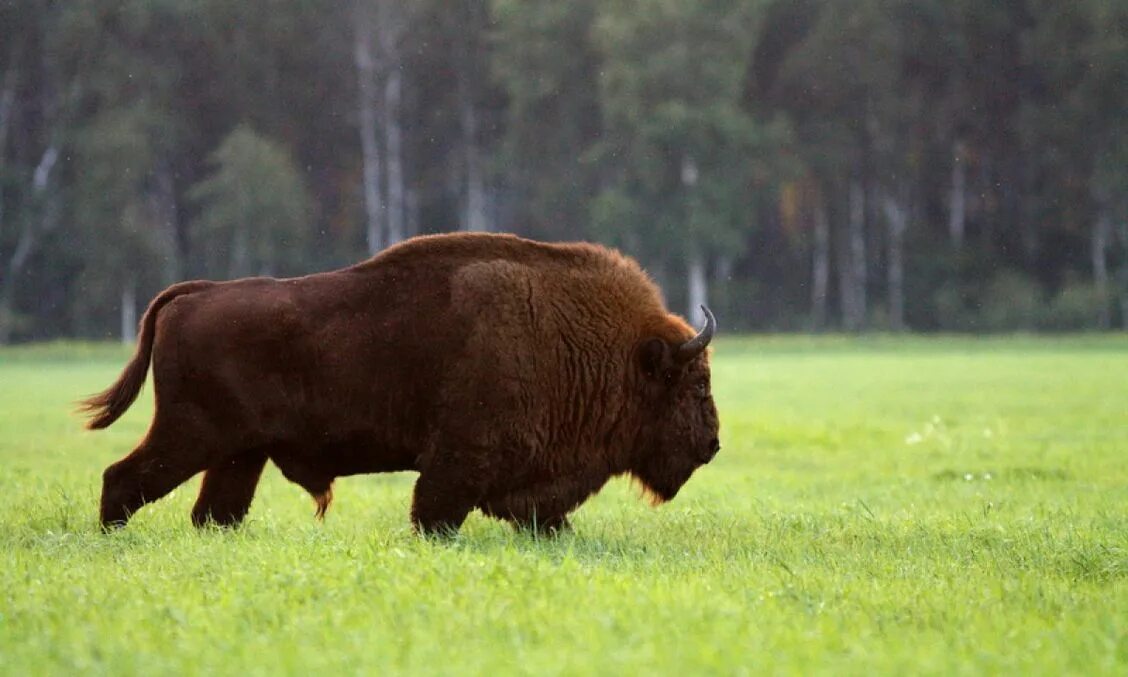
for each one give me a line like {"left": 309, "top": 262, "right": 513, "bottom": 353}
{"left": 82, "top": 232, "right": 720, "bottom": 534}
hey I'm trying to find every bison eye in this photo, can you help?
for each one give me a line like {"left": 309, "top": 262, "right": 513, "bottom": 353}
{"left": 663, "top": 370, "right": 677, "bottom": 386}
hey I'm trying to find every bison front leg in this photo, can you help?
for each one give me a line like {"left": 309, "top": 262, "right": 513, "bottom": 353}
{"left": 479, "top": 496, "right": 572, "bottom": 534}
{"left": 508, "top": 512, "right": 572, "bottom": 535}
{"left": 481, "top": 480, "right": 596, "bottom": 535}
{"left": 410, "top": 457, "right": 491, "bottom": 536}
{"left": 191, "top": 451, "right": 268, "bottom": 528}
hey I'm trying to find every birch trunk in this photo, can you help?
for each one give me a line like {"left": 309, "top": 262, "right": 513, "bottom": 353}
{"left": 687, "top": 251, "right": 708, "bottom": 326}
{"left": 0, "top": 145, "right": 56, "bottom": 344}
{"left": 152, "top": 163, "right": 181, "bottom": 285}
{"left": 384, "top": 65, "right": 405, "bottom": 245}
{"left": 845, "top": 179, "right": 867, "bottom": 331}
{"left": 811, "top": 199, "right": 830, "bottom": 330}
{"left": 1116, "top": 220, "right": 1128, "bottom": 330}
{"left": 229, "top": 221, "right": 249, "bottom": 279}
{"left": 354, "top": 4, "right": 384, "bottom": 254}
{"left": 0, "top": 42, "right": 18, "bottom": 238}
{"left": 455, "top": 2, "right": 488, "bottom": 233}
{"left": 835, "top": 212, "right": 853, "bottom": 332}
{"left": 120, "top": 280, "right": 137, "bottom": 344}
{"left": 0, "top": 48, "right": 19, "bottom": 341}
{"left": 1092, "top": 211, "right": 1111, "bottom": 330}
{"left": 1120, "top": 273, "right": 1128, "bottom": 331}
{"left": 650, "top": 259, "right": 670, "bottom": 307}
{"left": 0, "top": 48, "right": 15, "bottom": 153}
{"left": 0, "top": 214, "right": 34, "bottom": 342}
{"left": 406, "top": 187, "right": 420, "bottom": 239}
{"left": 948, "top": 140, "right": 966, "bottom": 248}
{"left": 882, "top": 191, "right": 908, "bottom": 332}
{"left": 461, "top": 95, "right": 488, "bottom": 232}
{"left": 714, "top": 255, "right": 734, "bottom": 284}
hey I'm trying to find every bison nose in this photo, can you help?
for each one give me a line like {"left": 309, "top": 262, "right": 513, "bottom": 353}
{"left": 710, "top": 438, "right": 720, "bottom": 453}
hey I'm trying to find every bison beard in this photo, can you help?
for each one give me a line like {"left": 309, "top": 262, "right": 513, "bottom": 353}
{"left": 80, "top": 233, "right": 721, "bottom": 535}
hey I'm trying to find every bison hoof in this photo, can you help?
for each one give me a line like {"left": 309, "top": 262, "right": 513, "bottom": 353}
{"left": 514, "top": 516, "right": 572, "bottom": 535}
{"left": 414, "top": 522, "right": 462, "bottom": 539}
{"left": 191, "top": 512, "right": 245, "bottom": 529}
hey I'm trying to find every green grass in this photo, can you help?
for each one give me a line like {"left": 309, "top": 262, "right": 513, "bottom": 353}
{"left": 1, "top": 336, "right": 1126, "bottom": 675}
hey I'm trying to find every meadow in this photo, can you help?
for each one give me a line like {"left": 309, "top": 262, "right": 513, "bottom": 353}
{"left": 0, "top": 337, "right": 1125, "bottom": 675}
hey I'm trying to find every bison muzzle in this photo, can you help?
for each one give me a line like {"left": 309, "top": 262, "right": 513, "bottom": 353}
{"left": 81, "top": 233, "right": 721, "bottom": 535}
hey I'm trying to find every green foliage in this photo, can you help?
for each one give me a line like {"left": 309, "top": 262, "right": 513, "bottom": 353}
{"left": 933, "top": 281, "right": 975, "bottom": 332}
{"left": 934, "top": 270, "right": 1043, "bottom": 334}
{"left": 491, "top": 0, "right": 602, "bottom": 238}
{"left": 188, "top": 126, "right": 312, "bottom": 279}
{"left": 981, "top": 271, "right": 1043, "bottom": 332}
{"left": 937, "top": 271, "right": 1114, "bottom": 333}
{"left": 2, "top": 0, "right": 1128, "bottom": 339}
{"left": 1, "top": 338, "right": 1126, "bottom": 672}
{"left": 70, "top": 105, "right": 166, "bottom": 250}
{"left": 590, "top": 0, "right": 776, "bottom": 265}
{"left": 1041, "top": 279, "right": 1111, "bottom": 332}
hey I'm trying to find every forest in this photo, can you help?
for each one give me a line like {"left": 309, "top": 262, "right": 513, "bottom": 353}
{"left": 1, "top": 0, "right": 1126, "bottom": 341}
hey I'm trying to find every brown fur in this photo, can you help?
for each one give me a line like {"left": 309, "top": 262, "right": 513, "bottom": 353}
{"left": 82, "top": 233, "right": 720, "bottom": 534}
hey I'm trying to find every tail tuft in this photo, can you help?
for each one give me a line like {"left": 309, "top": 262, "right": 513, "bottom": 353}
{"left": 77, "top": 358, "right": 149, "bottom": 429}
{"left": 78, "top": 280, "right": 213, "bottom": 430}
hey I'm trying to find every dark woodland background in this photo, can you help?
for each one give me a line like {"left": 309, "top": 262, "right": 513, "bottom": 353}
{"left": 1, "top": 0, "right": 1126, "bottom": 342}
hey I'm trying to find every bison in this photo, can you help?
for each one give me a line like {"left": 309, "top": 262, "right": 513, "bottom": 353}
{"left": 81, "top": 232, "right": 720, "bottom": 534}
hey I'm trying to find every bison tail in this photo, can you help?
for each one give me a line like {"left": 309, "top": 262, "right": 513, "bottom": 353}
{"left": 78, "top": 281, "right": 214, "bottom": 430}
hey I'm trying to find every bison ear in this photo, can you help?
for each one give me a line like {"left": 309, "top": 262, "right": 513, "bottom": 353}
{"left": 638, "top": 338, "right": 679, "bottom": 385}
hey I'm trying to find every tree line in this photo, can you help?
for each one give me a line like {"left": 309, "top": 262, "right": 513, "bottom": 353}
{"left": 1, "top": 0, "right": 1126, "bottom": 342}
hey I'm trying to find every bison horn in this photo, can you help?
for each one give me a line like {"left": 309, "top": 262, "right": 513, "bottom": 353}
{"left": 676, "top": 305, "right": 716, "bottom": 362}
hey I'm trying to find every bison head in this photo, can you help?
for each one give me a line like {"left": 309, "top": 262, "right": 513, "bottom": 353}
{"left": 630, "top": 306, "right": 720, "bottom": 503}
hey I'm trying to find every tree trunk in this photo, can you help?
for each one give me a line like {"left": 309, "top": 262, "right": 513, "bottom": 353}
{"left": 151, "top": 163, "right": 181, "bottom": 285}
{"left": 354, "top": 3, "right": 384, "bottom": 254}
{"left": 461, "top": 94, "right": 488, "bottom": 232}
{"left": 1116, "top": 219, "right": 1128, "bottom": 330}
{"left": 714, "top": 255, "right": 734, "bottom": 283}
{"left": 844, "top": 178, "right": 867, "bottom": 331}
{"left": 811, "top": 199, "right": 830, "bottom": 330}
{"left": 406, "top": 187, "right": 420, "bottom": 238}
{"left": 0, "top": 144, "right": 57, "bottom": 344}
{"left": 384, "top": 65, "right": 405, "bottom": 246}
{"left": 687, "top": 250, "right": 707, "bottom": 326}
{"left": 0, "top": 48, "right": 20, "bottom": 343}
{"left": 948, "top": 140, "right": 966, "bottom": 249}
{"left": 120, "top": 280, "right": 137, "bottom": 344}
{"left": 0, "top": 48, "right": 16, "bottom": 153}
{"left": 882, "top": 191, "right": 908, "bottom": 332}
{"left": 229, "top": 221, "right": 249, "bottom": 279}
{"left": 835, "top": 213, "right": 854, "bottom": 332}
{"left": 1092, "top": 211, "right": 1111, "bottom": 330}
{"left": 650, "top": 259, "right": 670, "bottom": 307}
{"left": 455, "top": 1, "right": 488, "bottom": 233}
{"left": 714, "top": 253, "right": 734, "bottom": 311}
{"left": 0, "top": 41, "right": 19, "bottom": 239}
{"left": 0, "top": 219, "right": 31, "bottom": 341}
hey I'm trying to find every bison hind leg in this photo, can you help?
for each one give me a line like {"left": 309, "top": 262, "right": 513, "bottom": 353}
{"left": 191, "top": 451, "right": 268, "bottom": 528}
{"left": 101, "top": 435, "right": 210, "bottom": 530}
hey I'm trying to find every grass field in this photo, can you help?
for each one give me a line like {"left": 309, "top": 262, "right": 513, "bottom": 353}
{"left": 1, "top": 337, "right": 1125, "bottom": 675}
